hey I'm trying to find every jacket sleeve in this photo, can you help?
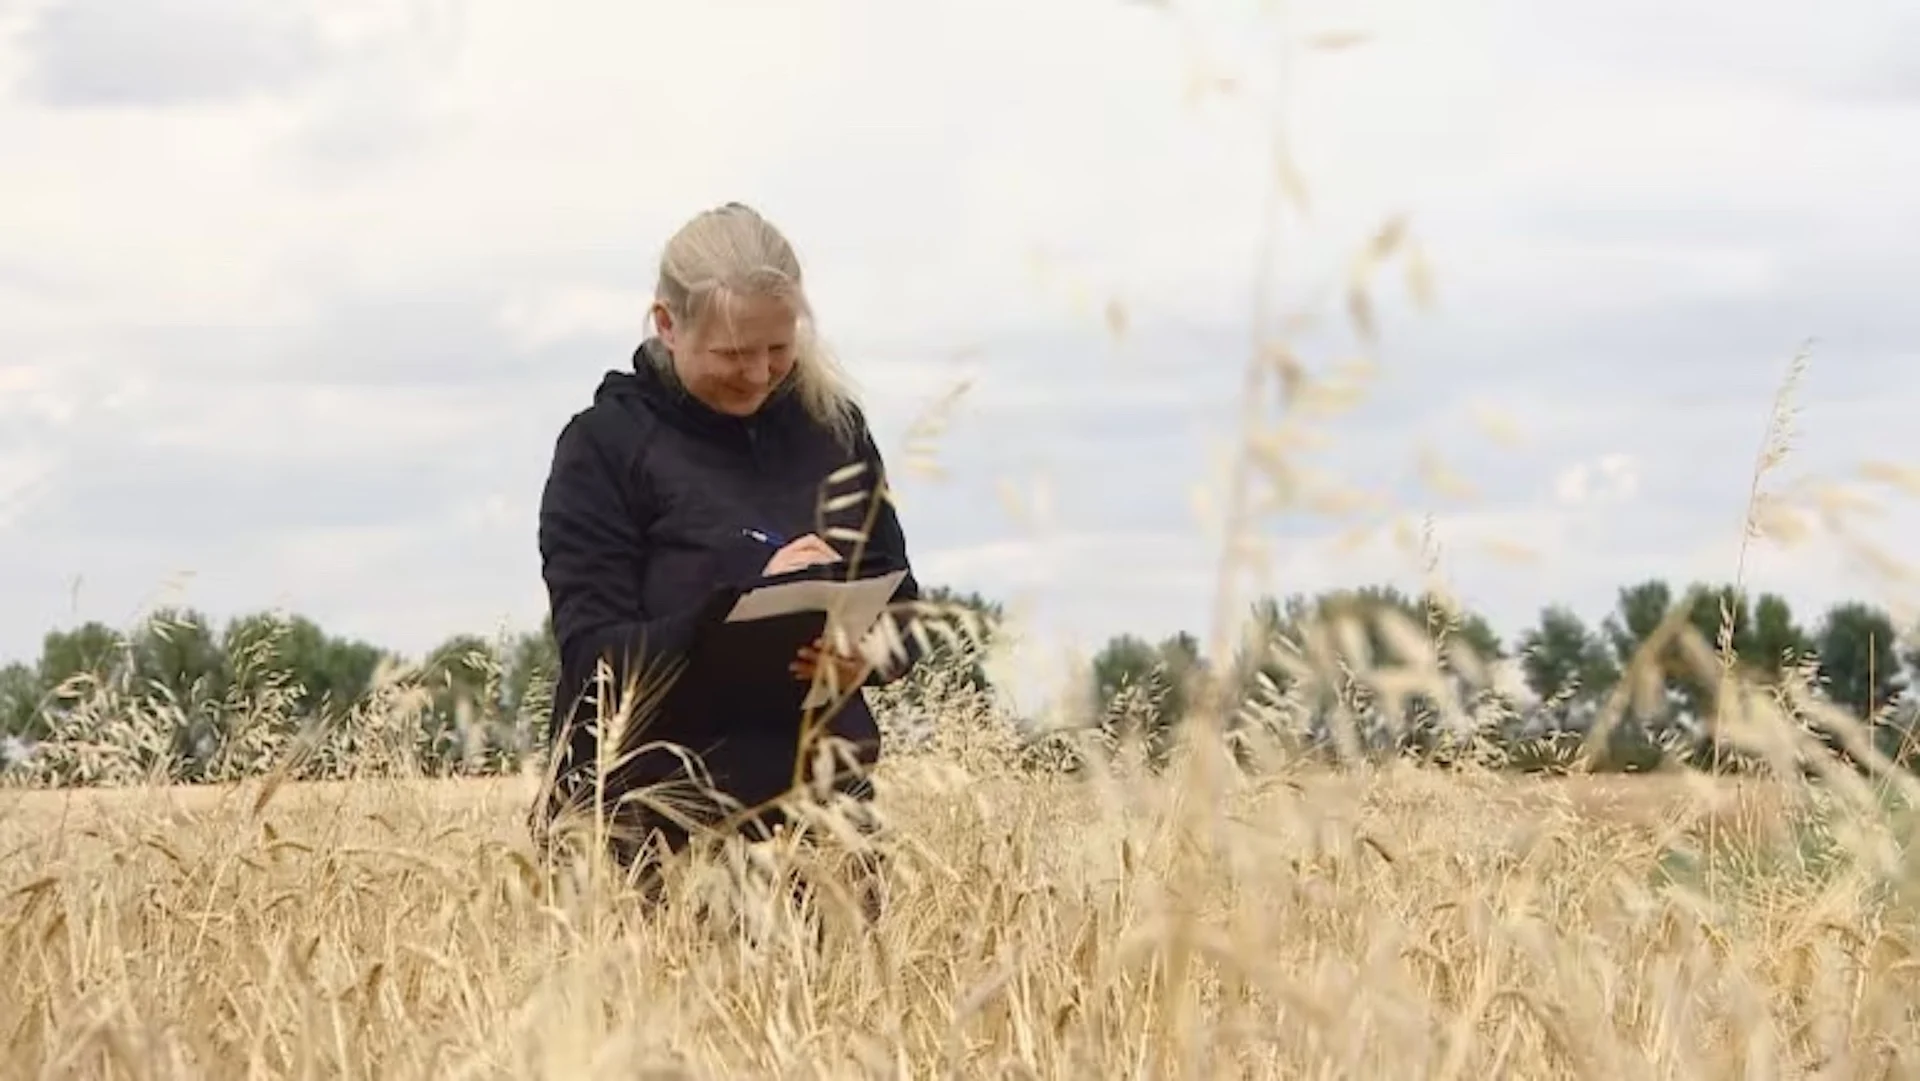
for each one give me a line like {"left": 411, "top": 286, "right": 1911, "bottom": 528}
{"left": 847, "top": 420, "right": 926, "bottom": 688}
{"left": 538, "top": 412, "right": 730, "bottom": 722}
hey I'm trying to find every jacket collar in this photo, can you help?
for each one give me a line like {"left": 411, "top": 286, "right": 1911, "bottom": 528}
{"left": 627, "top": 337, "right": 802, "bottom": 436}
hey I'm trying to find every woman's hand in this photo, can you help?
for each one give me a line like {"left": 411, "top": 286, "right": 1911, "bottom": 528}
{"left": 791, "top": 637, "right": 867, "bottom": 693}
{"left": 761, "top": 533, "right": 842, "bottom": 576}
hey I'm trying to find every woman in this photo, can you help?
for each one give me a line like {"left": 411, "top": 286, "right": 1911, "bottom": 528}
{"left": 532, "top": 202, "right": 921, "bottom": 906}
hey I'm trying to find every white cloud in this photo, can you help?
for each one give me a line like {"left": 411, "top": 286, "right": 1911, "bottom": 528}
{"left": 496, "top": 285, "right": 647, "bottom": 353}
{"left": 1555, "top": 453, "right": 1639, "bottom": 508}
{"left": 0, "top": 449, "right": 55, "bottom": 528}
{"left": 0, "top": 0, "right": 1915, "bottom": 707}
{"left": 0, "top": 362, "right": 44, "bottom": 396}
{"left": 127, "top": 381, "right": 523, "bottom": 462}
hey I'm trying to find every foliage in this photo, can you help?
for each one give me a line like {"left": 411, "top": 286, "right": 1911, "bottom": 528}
{"left": 1517, "top": 605, "right": 1618, "bottom": 713}
{"left": 1814, "top": 602, "right": 1907, "bottom": 717}
{"left": 4, "top": 577, "right": 1918, "bottom": 789}
{"left": 882, "top": 585, "right": 1003, "bottom": 715}
{"left": 1088, "top": 631, "right": 1205, "bottom": 768}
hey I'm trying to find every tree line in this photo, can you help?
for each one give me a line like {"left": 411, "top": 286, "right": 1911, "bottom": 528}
{"left": 2, "top": 578, "right": 1915, "bottom": 787}
{"left": 1086, "top": 579, "right": 1920, "bottom": 775}
{"left": 0, "top": 586, "right": 1004, "bottom": 787}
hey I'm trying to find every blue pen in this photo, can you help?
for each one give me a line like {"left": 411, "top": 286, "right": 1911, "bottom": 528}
{"left": 741, "top": 527, "right": 787, "bottom": 548}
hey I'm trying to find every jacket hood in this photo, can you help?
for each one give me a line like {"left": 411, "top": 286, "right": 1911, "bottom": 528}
{"left": 587, "top": 338, "right": 668, "bottom": 407}
{"left": 595, "top": 337, "right": 802, "bottom": 433}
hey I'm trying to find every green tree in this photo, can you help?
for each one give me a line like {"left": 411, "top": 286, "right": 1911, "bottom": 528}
{"left": 130, "top": 608, "right": 227, "bottom": 704}
{"left": 1750, "top": 592, "right": 1813, "bottom": 678}
{"left": 501, "top": 617, "right": 559, "bottom": 737}
{"left": 219, "top": 612, "right": 375, "bottom": 718}
{"left": 0, "top": 663, "right": 45, "bottom": 742}
{"left": 1813, "top": 602, "right": 1905, "bottom": 718}
{"left": 420, "top": 633, "right": 503, "bottom": 772}
{"left": 1447, "top": 611, "right": 1503, "bottom": 668}
{"left": 1156, "top": 631, "right": 1206, "bottom": 720}
{"left": 1242, "top": 586, "right": 1425, "bottom": 688}
{"left": 1601, "top": 580, "right": 1673, "bottom": 666}
{"left": 864, "top": 585, "right": 1008, "bottom": 746}
{"left": 1901, "top": 620, "right": 1920, "bottom": 692}
{"left": 1295, "top": 585, "right": 1422, "bottom": 662}
{"left": 1682, "top": 583, "right": 1754, "bottom": 662}
{"left": 1674, "top": 584, "right": 1809, "bottom": 688}
{"left": 905, "top": 585, "right": 1003, "bottom": 696}
{"left": 1234, "top": 585, "right": 1483, "bottom": 758}
{"left": 1598, "top": 579, "right": 1692, "bottom": 724}
{"left": 278, "top": 617, "right": 384, "bottom": 718}
{"left": 127, "top": 608, "right": 231, "bottom": 775}
{"left": 1517, "top": 605, "right": 1618, "bottom": 708}
{"left": 1091, "top": 632, "right": 1204, "bottom": 764}
{"left": 38, "top": 621, "right": 126, "bottom": 705}
{"left": 1673, "top": 582, "right": 1757, "bottom": 722}
{"left": 221, "top": 612, "right": 296, "bottom": 703}
{"left": 1588, "top": 579, "right": 1726, "bottom": 770}
{"left": 1399, "top": 591, "right": 1511, "bottom": 761}
{"left": 214, "top": 611, "right": 389, "bottom": 769}
{"left": 1639, "top": 581, "right": 1808, "bottom": 698}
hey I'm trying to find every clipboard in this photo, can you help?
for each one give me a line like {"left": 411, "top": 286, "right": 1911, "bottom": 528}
{"left": 661, "top": 565, "right": 912, "bottom": 725}
{"left": 726, "top": 569, "right": 908, "bottom": 707}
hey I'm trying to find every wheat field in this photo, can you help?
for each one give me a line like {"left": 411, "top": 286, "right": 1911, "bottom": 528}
{"left": 6, "top": 712, "right": 1919, "bottom": 1080}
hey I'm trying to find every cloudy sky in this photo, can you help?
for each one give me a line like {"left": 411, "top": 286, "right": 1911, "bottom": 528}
{"left": 2, "top": 0, "right": 1916, "bottom": 711}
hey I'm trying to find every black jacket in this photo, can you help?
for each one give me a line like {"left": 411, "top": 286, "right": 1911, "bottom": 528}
{"left": 536, "top": 340, "right": 921, "bottom": 826}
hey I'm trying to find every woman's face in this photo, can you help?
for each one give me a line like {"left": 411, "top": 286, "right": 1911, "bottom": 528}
{"left": 656, "top": 291, "right": 799, "bottom": 417}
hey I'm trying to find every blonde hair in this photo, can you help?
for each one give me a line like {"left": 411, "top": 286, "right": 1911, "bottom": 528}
{"left": 651, "top": 202, "right": 861, "bottom": 448}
